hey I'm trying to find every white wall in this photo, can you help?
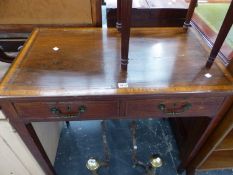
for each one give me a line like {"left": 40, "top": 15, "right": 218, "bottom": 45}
{"left": 0, "top": 120, "right": 45, "bottom": 175}
{"left": 0, "top": 62, "right": 10, "bottom": 80}
{"left": 0, "top": 111, "right": 63, "bottom": 174}
{"left": 33, "top": 122, "right": 63, "bottom": 165}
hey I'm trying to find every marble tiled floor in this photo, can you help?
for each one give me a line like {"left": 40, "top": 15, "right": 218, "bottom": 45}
{"left": 54, "top": 119, "right": 233, "bottom": 175}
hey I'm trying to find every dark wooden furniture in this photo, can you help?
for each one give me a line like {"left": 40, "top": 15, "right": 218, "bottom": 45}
{"left": 0, "top": 26, "right": 232, "bottom": 175}
{"left": 188, "top": 99, "right": 233, "bottom": 172}
{"left": 106, "top": 0, "right": 188, "bottom": 28}
{"left": 117, "top": 0, "right": 233, "bottom": 173}
{"left": 0, "top": 0, "right": 232, "bottom": 174}
{"left": 205, "top": 0, "right": 233, "bottom": 68}
{"left": 119, "top": 0, "right": 232, "bottom": 70}
{"left": 183, "top": 0, "right": 198, "bottom": 29}
{"left": 119, "top": 0, "right": 198, "bottom": 70}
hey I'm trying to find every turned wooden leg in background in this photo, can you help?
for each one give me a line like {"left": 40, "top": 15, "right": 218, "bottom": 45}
{"left": 121, "top": 0, "right": 132, "bottom": 70}
{"left": 205, "top": 1, "right": 233, "bottom": 69}
{"left": 116, "top": 0, "right": 122, "bottom": 31}
{"left": 66, "top": 121, "right": 70, "bottom": 128}
{"left": 183, "top": 0, "right": 198, "bottom": 30}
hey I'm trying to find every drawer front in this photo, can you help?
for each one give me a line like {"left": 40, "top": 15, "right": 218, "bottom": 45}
{"left": 125, "top": 97, "right": 224, "bottom": 118}
{"left": 14, "top": 101, "right": 118, "bottom": 120}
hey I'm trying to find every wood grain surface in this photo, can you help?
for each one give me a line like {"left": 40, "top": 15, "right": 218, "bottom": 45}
{"left": 0, "top": 27, "right": 232, "bottom": 97}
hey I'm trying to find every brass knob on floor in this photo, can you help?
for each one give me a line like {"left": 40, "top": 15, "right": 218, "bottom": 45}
{"left": 86, "top": 158, "right": 100, "bottom": 171}
{"left": 150, "top": 154, "right": 163, "bottom": 168}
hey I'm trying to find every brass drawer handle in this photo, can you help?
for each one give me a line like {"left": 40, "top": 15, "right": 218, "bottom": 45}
{"left": 50, "top": 105, "right": 86, "bottom": 118}
{"left": 158, "top": 103, "right": 192, "bottom": 115}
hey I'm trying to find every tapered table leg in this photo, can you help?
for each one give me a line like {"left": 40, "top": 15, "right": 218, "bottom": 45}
{"left": 183, "top": 0, "right": 198, "bottom": 30}
{"left": 116, "top": 0, "right": 122, "bottom": 31}
{"left": 121, "top": 0, "right": 132, "bottom": 70}
{"left": 206, "top": 1, "right": 233, "bottom": 69}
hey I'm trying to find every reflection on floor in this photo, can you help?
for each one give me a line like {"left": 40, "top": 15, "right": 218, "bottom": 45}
{"left": 54, "top": 119, "right": 233, "bottom": 175}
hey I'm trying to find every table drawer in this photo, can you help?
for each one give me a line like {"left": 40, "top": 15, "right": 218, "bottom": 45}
{"left": 14, "top": 101, "right": 119, "bottom": 120}
{"left": 125, "top": 97, "right": 224, "bottom": 118}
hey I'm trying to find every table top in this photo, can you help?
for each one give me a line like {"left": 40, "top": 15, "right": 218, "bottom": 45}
{"left": 0, "top": 27, "right": 232, "bottom": 97}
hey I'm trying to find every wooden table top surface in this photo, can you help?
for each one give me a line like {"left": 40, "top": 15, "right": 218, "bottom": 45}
{"left": 0, "top": 27, "right": 232, "bottom": 97}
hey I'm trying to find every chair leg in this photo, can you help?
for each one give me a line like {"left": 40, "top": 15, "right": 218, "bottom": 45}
{"left": 65, "top": 121, "right": 70, "bottom": 128}
{"left": 121, "top": 0, "right": 132, "bottom": 70}
{"left": 116, "top": 0, "right": 122, "bottom": 32}
{"left": 183, "top": 0, "right": 198, "bottom": 30}
{"left": 206, "top": 1, "right": 233, "bottom": 68}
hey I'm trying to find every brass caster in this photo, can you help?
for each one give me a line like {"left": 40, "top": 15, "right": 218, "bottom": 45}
{"left": 150, "top": 154, "right": 163, "bottom": 168}
{"left": 86, "top": 158, "right": 100, "bottom": 171}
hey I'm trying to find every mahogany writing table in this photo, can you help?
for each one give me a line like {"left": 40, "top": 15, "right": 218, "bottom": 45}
{"left": 0, "top": 27, "right": 232, "bottom": 175}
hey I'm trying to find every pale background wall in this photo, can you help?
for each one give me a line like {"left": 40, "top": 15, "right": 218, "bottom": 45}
{"left": 0, "top": 62, "right": 10, "bottom": 80}
{"left": 33, "top": 122, "right": 63, "bottom": 164}
{"left": 0, "top": 110, "right": 63, "bottom": 175}
{"left": 0, "top": 119, "right": 45, "bottom": 175}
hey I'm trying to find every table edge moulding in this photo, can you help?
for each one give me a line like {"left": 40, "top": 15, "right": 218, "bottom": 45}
{"left": 0, "top": 0, "right": 232, "bottom": 175}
